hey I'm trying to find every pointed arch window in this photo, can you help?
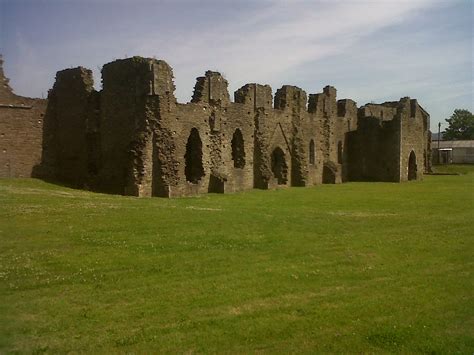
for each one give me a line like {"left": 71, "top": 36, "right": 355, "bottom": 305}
{"left": 184, "top": 128, "right": 205, "bottom": 183}
{"left": 271, "top": 147, "right": 288, "bottom": 185}
{"left": 231, "top": 129, "right": 246, "bottom": 168}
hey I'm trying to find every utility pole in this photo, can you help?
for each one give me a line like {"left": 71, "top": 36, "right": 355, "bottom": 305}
{"left": 437, "top": 122, "right": 441, "bottom": 164}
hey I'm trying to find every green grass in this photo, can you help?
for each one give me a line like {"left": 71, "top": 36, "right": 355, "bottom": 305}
{"left": 1, "top": 166, "right": 473, "bottom": 353}
{"left": 432, "top": 163, "right": 473, "bottom": 175}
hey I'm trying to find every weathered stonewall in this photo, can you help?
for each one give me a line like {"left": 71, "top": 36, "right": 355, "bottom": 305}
{"left": 0, "top": 56, "right": 431, "bottom": 196}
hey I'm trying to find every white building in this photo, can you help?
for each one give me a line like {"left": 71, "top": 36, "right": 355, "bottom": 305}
{"left": 432, "top": 140, "right": 474, "bottom": 164}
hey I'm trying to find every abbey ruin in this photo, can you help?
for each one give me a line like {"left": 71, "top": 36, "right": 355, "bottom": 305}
{"left": 0, "top": 56, "right": 431, "bottom": 197}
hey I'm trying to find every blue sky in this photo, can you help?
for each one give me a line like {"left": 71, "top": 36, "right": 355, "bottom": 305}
{"left": 0, "top": 0, "right": 472, "bottom": 131}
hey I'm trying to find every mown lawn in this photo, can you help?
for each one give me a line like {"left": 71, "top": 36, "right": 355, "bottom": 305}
{"left": 0, "top": 166, "right": 473, "bottom": 353}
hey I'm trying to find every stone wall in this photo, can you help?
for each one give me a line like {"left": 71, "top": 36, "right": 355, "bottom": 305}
{"left": 0, "top": 56, "right": 46, "bottom": 178}
{"left": 84, "top": 59, "right": 362, "bottom": 197}
{"left": 399, "top": 98, "right": 429, "bottom": 181}
{"left": 29, "top": 55, "right": 430, "bottom": 197}
{"left": 347, "top": 98, "right": 430, "bottom": 182}
{"left": 98, "top": 57, "right": 154, "bottom": 194}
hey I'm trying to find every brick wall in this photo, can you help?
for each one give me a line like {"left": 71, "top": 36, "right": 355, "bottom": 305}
{"left": 0, "top": 57, "right": 46, "bottom": 178}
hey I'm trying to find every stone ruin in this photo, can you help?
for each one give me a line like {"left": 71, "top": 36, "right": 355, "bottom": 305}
{"left": 0, "top": 56, "right": 431, "bottom": 197}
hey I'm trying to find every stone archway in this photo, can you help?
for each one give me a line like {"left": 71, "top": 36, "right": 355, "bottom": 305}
{"left": 271, "top": 147, "right": 288, "bottom": 185}
{"left": 184, "top": 128, "right": 204, "bottom": 184}
{"left": 322, "top": 164, "right": 336, "bottom": 184}
{"left": 408, "top": 151, "right": 417, "bottom": 181}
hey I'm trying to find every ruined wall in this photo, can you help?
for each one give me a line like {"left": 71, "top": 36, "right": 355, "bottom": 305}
{"left": 399, "top": 99, "right": 428, "bottom": 181}
{"left": 347, "top": 98, "right": 429, "bottom": 182}
{"left": 126, "top": 65, "right": 358, "bottom": 197}
{"left": 97, "top": 57, "right": 179, "bottom": 196}
{"left": 234, "top": 83, "right": 273, "bottom": 189}
{"left": 99, "top": 57, "right": 155, "bottom": 194}
{"left": 126, "top": 66, "right": 356, "bottom": 197}
{"left": 336, "top": 99, "right": 358, "bottom": 181}
{"left": 35, "top": 55, "right": 428, "bottom": 197}
{"left": 305, "top": 86, "right": 357, "bottom": 184}
{"left": 162, "top": 71, "right": 233, "bottom": 197}
{"left": 0, "top": 56, "right": 46, "bottom": 178}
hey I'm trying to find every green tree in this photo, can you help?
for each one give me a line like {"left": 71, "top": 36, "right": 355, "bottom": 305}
{"left": 443, "top": 109, "right": 474, "bottom": 140}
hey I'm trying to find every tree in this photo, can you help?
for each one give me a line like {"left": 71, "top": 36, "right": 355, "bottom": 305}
{"left": 443, "top": 109, "right": 474, "bottom": 140}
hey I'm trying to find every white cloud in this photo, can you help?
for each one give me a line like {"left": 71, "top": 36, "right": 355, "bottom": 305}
{"left": 8, "top": 32, "right": 51, "bottom": 99}
{"left": 4, "top": 0, "right": 468, "bottom": 131}
{"left": 127, "top": 0, "right": 444, "bottom": 102}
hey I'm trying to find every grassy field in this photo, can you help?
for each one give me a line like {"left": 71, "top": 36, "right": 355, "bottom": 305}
{"left": 1, "top": 166, "right": 473, "bottom": 353}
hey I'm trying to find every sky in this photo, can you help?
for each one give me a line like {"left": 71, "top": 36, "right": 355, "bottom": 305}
{"left": 0, "top": 0, "right": 472, "bottom": 131}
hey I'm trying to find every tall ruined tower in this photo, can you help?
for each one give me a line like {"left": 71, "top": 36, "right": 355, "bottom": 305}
{"left": 40, "top": 67, "right": 97, "bottom": 186}
{"left": 99, "top": 57, "right": 177, "bottom": 196}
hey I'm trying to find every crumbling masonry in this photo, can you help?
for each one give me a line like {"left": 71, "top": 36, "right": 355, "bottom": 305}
{"left": 0, "top": 56, "right": 431, "bottom": 197}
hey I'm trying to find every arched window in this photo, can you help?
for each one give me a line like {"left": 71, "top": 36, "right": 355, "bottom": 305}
{"left": 408, "top": 151, "right": 417, "bottom": 180}
{"left": 271, "top": 147, "right": 288, "bottom": 185}
{"left": 184, "top": 128, "right": 204, "bottom": 183}
{"left": 337, "top": 141, "right": 343, "bottom": 164}
{"left": 231, "top": 129, "right": 245, "bottom": 168}
{"left": 309, "top": 139, "right": 315, "bottom": 165}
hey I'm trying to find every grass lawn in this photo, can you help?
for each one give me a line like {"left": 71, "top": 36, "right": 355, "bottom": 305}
{"left": 1, "top": 165, "right": 473, "bottom": 353}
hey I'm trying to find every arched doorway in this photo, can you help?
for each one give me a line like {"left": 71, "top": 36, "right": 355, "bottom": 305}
{"left": 408, "top": 151, "right": 417, "bottom": 180}
{"left": 271, "top": 147, "right": 288, "bottom": 185}
{"left": 322, "top": 164, "right": 336, "bottom": 184}
{"left": 231, "top": 129, "right": 245, "bottom": 168}
{"left": 184, "top": 128, "right": 204, "bottom": 184}
{"left": 309, "top": 139, "right": 315, "bottom": 165}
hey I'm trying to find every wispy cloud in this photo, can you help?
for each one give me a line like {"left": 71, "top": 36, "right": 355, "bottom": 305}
{"left": 1, "top": 0, "right": 471, "bottom": 129}
{"left": 131, "top": 0, "right": 445, "bottom": 101}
